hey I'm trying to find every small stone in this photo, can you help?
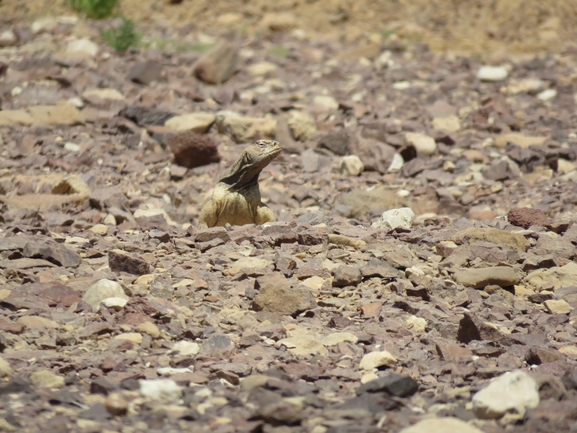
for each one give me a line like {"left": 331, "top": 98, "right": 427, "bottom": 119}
{"left": 332, "top": 266, "right": 362, "bottom": 287}
{"left": 128, "top": 60, "right": 165, "bottom": 85}
{"left": 82, "top": 88, "right": 125, "bottom": 100}
{"left": 82, "top": 279, "right": 129, "bottom": 312}
{"left": 340, "top": 155, "right": 364, "bottom": 176}
{"left": 372, "top": 207, "right": 415, "bottom": 231}
{"left": 247, "top": 61, "right": 277, "bottom": 75}
{"left": 399, "top": 418, "right": 483, "bottom": 433}
{"left": 537, "top": 88, "right": 557, "bottom": 101}
{"left": 139, "top": 379, "right": 182, "bottom": 402}
{"left": 405, "top": 132, "right": 436, "bottom": 156}
{"left": 193, "top": 40, "right": 238, "bottom": 84}
{"left": 543, "top": 299, "right": 573, "bottom": 315}
{"left": 257, "top": 398, "right": 303, "bottom": 425}
{"left": 508, "top": 207, "right": 551, "bottom": 229}
{"left": 29, "top": 370, "right": 65, "bottom": 389}
{"left": 472, "top": 370, "right": 539, "bottom": 419}
{"left": 287, "top": 110, "right": 316, "bottom": 141}
{"left": 105, "top": 392, "right": 128, "bottom": 416}
{"left": 0, "top": 357, "right": 13, "bottom": 378}
{"left": 136, "top": 322, "right": 160, "bottom": 339}
{"left": 115, "top": 333, "right": 143, "bottom": 344}
{"left": 477, "top": 65, "right": 509, "bottom": 81}
{"left": 108, "top": 249, "right": 151, "bottom": 275}
{"left": 432, "top": 116, "right": 461, "bottom": 132}
{"left": 164, "top": 112, "right": 215, "bottom": 132}
{"left": 66, "top": 38, "right": 99, "bottom": 58}
{"left": 31, "top": 16, "right": 58, "bottom": 33}
{"left": 313, "top": 95, "right": 339, "bottom": 111}
{"left": 167, "top": 131, "right": 220, "bottom": 169}
{"left": 63, "top": 142, "right": 80, "bottom": 152}
{"left": 52, "top": 175, "right": 91, "bottom": 196}
{"left": 170, "top": 341, "right": 200, "bottom": 357}
{"left": 261, "top": 12, "right": 298, "bottom": 32}
{"left": 17, "top": 316, "right": 59, "bottom": 329}
{"left": 317, "top": 130, "right": 350, "bottom": 156}
{"left": 0, "top": 30, "right": 18, "bottom": 47}
{"left": 101, "top": 297, "right": 128, "bottom": 310}
{"left": 359, "top": 350, "right": 397, "bottom": 370}
{"left": 90, "top": 224, "right": 108, "bottom": 235}
{"left": 253, "top": 273, "right": 316, "bottom": 315}
{"left": 356, "top": 373, "right": 418, "bottom": 397}
{"left": 453, "top": 266, "right": 520, "bottom": 289}
{"left": 495, "top": 133, "right": 548, "bottom": 148}
{"left": 215, "top": 111, "right": 276, "bottom": 143}
{"left": 452, "top": 227, "right": 530, "bottom": 252}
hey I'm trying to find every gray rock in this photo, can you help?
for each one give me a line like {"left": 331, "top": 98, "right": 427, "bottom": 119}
{"left": 372, "top": 207, "right": 415, "bottom": 231}
{"left": 108, "top": 249, "right": 151, "bottom": 275}
{"left": 193, "top": 40, "right": 238, "bottom": 84}
{"left": 82, "top": 279, "right": 129, "bottom": 312}
{"left": 253, "top": 273, "right": 316, "bottom": 315}
{"left": 332, "top": 265, "right": 362, "bottom": 287}
{"left": 453, "top": 266, "right": 520, "bottom": 289}
{"left": 128, "top": 60, "right": 165, "bottom": 85}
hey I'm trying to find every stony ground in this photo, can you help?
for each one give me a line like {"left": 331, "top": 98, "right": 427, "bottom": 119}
{"left": 1, "top": 5, "right": 577, "bottom": 433}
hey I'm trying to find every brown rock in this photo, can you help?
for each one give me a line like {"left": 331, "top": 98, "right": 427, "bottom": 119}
{"left": 508, "top": 207, "right": 552, "bottom": 229}
{"left": 252, "top": 273, "right": 316, "bottom": 315}
{"left": 167, "top": 131, "right": 220, "bottom": 169}
{"left": 108, "top": 249, "right": 151, "bottom": 275}
{"left": 128, "top": 60, "right": 165, "bottom": 85}
{"left": 193, "top": 40, "right": 238, "bottom": 84}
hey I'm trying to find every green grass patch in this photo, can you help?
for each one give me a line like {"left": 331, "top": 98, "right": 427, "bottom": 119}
{"left": 102, "top": 18, "right": 141, "bottom": 53}
{"left": 69, "top": 0, "right": 118, "bottom": 20}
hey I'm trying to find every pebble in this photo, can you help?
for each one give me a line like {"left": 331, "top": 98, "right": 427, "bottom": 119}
{"left": 170, "top": 341, "right": 200, "bottom": 357}
{"left": 477, "top": 65, "right": 509, "bottom": 81}
{"left": 136, "top": 322, "right": 161, "bottom": 339}
{"left": 399, "top": 417, "right": 484, "bottom": 433}
{"left": 359, "top": 350, "right": 398, "bottom": 370}
{"left": 472, "top": 370, "right": 539, "bottom": 419}
{"left": 29, "top": 370, "right": 66, "bottom": 389}
{"left": 139, "top": 379, "right": 182, "bottom": 402}
{"left": 287, "top": 110, "right": 317, "bottom": 141}
{"left": 372, "top": 207, "right": 415, "bottom": 231}
{"left": 405, "top": 132, "right": 437, "bottom": 155}
{"left": 0, "top": 357, "right": 13, "bottom": 377}
{"left": 543, "top": 299, "right": 573, "bottom": 315}
{"left": 453, "top": 266, "right": 520, "bottom": 289}
{"left": 340, "top": 155, "right": 364, "bottom": 176}
{"left": 164, "top": 112, "right": 216, "bottom": 132}
{"left": 105, "top": 392, "right": 128, "bottom": 416}
{"left": 82, "top": 279, "right": 129, "bottom": 312}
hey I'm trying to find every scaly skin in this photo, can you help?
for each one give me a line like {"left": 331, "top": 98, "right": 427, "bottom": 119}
{"left": 198, "top": 140, "right": 282, "bottom": 229}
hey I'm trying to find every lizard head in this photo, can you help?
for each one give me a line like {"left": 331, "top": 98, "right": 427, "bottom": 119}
{"left": 249, "top": 140, "right": 282, "bottom": 165}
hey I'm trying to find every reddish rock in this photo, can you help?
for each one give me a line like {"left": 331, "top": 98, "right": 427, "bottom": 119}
{"left": 508, "top": 207, "right": 552, "bottom": 229}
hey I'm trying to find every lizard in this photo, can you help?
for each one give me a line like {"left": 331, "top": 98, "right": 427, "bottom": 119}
{"left": 198, "top": 139, "right": 282, "bottom": 229}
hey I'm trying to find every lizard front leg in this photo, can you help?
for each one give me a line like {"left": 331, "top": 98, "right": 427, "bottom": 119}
{"left": 255, "top": 202, "right": 276, "bottom": 225}
{"left": 198, "top": 199, "right": 219, "bottom": 229}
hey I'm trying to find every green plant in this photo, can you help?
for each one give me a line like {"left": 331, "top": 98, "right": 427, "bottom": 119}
{"left": 103, "top": 18, "right": 141, "bottom": 53}
{"left": 69, "top": 0, "right": 118, "bottom": 19}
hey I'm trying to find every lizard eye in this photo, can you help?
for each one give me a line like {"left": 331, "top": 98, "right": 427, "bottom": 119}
{"left": 257, "top": 141, "right": 265, "bottom": 147}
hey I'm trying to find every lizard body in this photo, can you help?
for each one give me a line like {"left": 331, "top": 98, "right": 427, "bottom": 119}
{"left": 198, "top": 140, "right": 282, "bottom": 229}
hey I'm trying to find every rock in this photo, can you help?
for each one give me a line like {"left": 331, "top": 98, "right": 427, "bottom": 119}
{"left": 128, "top": 60, "right": 165, "bottom": 85}
{"left": 313, "top": 95, "right": 339, "bottom": 111}
{"left": 452, "top": 228, "right": 530, "bottom": 252}
{"left": 82, "top": 279, "right": 129, "bottom": 312}
{"left": 261, "top": 12, "right": 298, "bottom": 32}
{"left": 399, "top": 417, "right": 484, "bottom": 433}
{"left": 405, "top": 132, "right": 436, "bottom": 156}
{"left": 108, "top": 249, "right": 151, "bottom": 275}
{"left": 215, "top": 111, "right": 276, "bottom": 143}
{"left": 66, "top": 38, "right": 99, "bottom": 59}
{"left": 287, "top": 110, "right": 316, "bottom": 141}
{"left": 453, "top": 266, "right": 520, "bottom": 289}
{"left": 537, "top": 88, "right": 557, "bottom": 101}
{"left": 29, "top": 370, "right": 65, "bottom": 389}
{"left": 0, "top": 357, "right": 13, "bottom": 378}
{"left": 167, "top": 131, "right": 220, "bottom": 169}
{"left": 349, "top": 137, "right": 396, "bottom": 174}
{"left": 432, "top": 116, "right": 461, "bottom": 132}
{"left": 52, "top": 175, "right": 91, "bottom": 196}
{"left": 0, "top": 103, "right": 84, "bottom": 127}
{"left": 227, "top": 256, "right": 269, "bottom": 275}
{"left": 139, "top": 379, "right": 182, "bottom": 402}
{"left": 164, "top": 112, "right": 215, "bottom": 132}
{"left": 372, "top": 207, "right": 415, "bottom": 231}
{"left": 82, "top": 88, "right": 125, "bottom": 101}
{"left": 340, "top": 155, "right": 364, "bottom": 176}
{"left": 300, "top": 149, "right": 332, "bottom": 173}
{"left": 105, "top": 392, "right": 128, "bottom": 416}
{"left": 253, "top": 273, "right": 316, "bottom": 315}
{"left": 17, "top": 316, "right": 59, "bottom": 329}
{"left": 508, "top": 208, "right": 551, "bottom": 229}
{"left": 170, "top": 341, "right": 200, "bottom": 357}
{"left": 22, "top": 241, "right": 81, "bottom": 268}
{"left": 332, "top": 266, "right": 362, "bottom": 287}
{"left": 526, "top": 262, "right": 577, "bottom": 290}
{"left": 119, "top": 106, "right": 175, "bottom": 126}
{"left": 472, "top": 370, "right": 539, "bottom": 419}
{"left": 543, "top": 299, "right": 573, "bottom": 315}
{"left": 90, "top": 224, "right": 108, "bottom": 235}
{"left": 359, "top": 350, "right": 397, "bottom": 370}
{"left": 136, "top": 322, "right": 160, "bottom": 339}
{"left": 317, "top": 130, "right": 350, "bottom": 155}
{"left": 477, "top": 65, "right": 509, "bottom": 81}
{"left": 457, "top": 312, "right": 505, "bottom": 344}
{"left": 193, "top": 40, "right": 238, "bottom": 84}
{"left": 482, "top": 158, "right": 519, "bottom": 181}
{"left": 115, "top": 333, "right": 143, "bottom": 344}
{"left": 31, "top": 16, "right": 58, "bottom": 33}
{"left": 495, "top": 133, "right": 548, "bottom": 149}
{"left": 356, "top": 373, "right": 418, "bottom": 397}
{"left": 247, "top": 61, "right": 277, "bottom": 75}
{"left": 257, "top": 398, "right": 303, "bottom": 425}
{"left": 0, "top": 29, "right": 18, "bottom": 47}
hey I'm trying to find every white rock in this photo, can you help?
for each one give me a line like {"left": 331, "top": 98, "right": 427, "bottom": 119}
{"left": 340, "top": 155, "right": 364, "bottom": 176}
{"left": 139, "top": 379, "right": 182, "bottom": 402}
{"left": 66, "top": 39, "right": 99, "bottom": 57}
{"left": 393, "top": 81, "right": 411, "bottom": 90}
{"left": 82, "top": 279, "right": 129, "bottom": 312}
{"left": 399, "top": 417, "right": 484, "bottom": 433}
{"left": 322, "top": 332, "right": 359, "bottom": 346}
{"left": 432, "top": 116, "right": 461, "bottom": 132}
{"left": 506, "top": 78, "right": 545, "bottom": 95}
{"left": 170, "top": 341, "right": 200, "bottom": 357}
{"left": 31, "top": 17, "right": 58, "bottom": 34}
{"left": 388, "top": 153, "right": 404, "bottom": 172}
{"left": 405, "top": 132, "right": 436, "bottom": 156}
{"left": 215, "top": 110, "right": 276, "bottom": 143}
{"left": 372, "top": 207, "right": 415, "bottom": 231}
{"left": 359, "top": 350, "right": 397, "bottom": 370}
{"left": 477, "top": 66, "right": 509, "bottom": 81}
{"left": 101, "top": 296, "right": 128, "bottom": 310}
{"left": 406, "top": 315, "right": 427, "bottom": 333}
{"left": 472, "top": 370, "right": 539, "bottom": 419}
{"left": 537, "top": 88, "right": 557, "bottom": 101}
{"left": 164, "top": 112, "right": 216, "bottom": 132}
{"left": 0, "top": 30, "right": 17, "bottom": 46}
{"left": 89, "top": 224, "right": 108, "bottom": 235}
{"left": 374, "top": 50, "right": 393, "bottom": 69}
{"left": 157, "top": 367, "right": 193, "bottom": 376}
{"left": 64, "top": 142, "right": 80, "bottom": 152}
{"left": 312, "top": 95, "right": 339, "bottom": 111}
{"left": 82, "top": 88, "right": 125, "bottom": 100}
{"left": 247, "top": 61, "right": 277, "bottom": 75}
